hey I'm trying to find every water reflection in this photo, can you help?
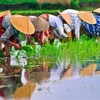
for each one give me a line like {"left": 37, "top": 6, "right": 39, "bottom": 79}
{"left": 0, "top": 58, "right": 22, "bottom": 100}
{"left": 20, "top": 61, "right": 100, "bottom": 100}
{"left": 0, "top": 57, "right": 100, "bottom": 100}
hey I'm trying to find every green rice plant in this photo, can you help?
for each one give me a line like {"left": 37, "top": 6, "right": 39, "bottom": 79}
{"left": 21, "top": 35, "right": 100, "bottom": 65}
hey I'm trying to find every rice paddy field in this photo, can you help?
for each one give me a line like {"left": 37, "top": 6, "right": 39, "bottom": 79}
{"left": 0, "top": 5, "right": 100, "bottom": 99}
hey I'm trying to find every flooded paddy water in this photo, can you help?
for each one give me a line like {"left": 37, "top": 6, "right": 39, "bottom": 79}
{"left": 0, "top": 55, "right": 100, "bottom": 100}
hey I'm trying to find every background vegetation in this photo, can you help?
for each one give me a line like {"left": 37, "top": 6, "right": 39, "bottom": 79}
{"left": 0, "top": 0, "right": 100, "bottom": 11}
{"left": 0, "top": 0, "right": 100, "bottom": 4}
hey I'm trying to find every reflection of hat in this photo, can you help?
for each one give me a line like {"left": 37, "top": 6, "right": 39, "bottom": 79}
{"left": 0, "top": 10, "right": 11, "bottom": 17}
{"left": 61, "top": 66, "right": 72, "bottom": 80}
{"left": 29, "top": 72, "right": 50, "bottom": 83}
{"left": 31, "top": 17, "right": 49, "bottom": 32}
{"left": 58, "top": 11, "right": 71, "bottom": 25}
{"left": 93, "top": 8, "right": 100, "bottom": 13}
{"left": 78, "top": 11, "right": 96, "bottom": 24}
{"left": 14, "top": 82, "right": 36, "bottom": 99}
{"left": 79, "top": 64, "right": 97, "bottom": 76}
{"left": 11, "top": 14, "right": 35, "bottom": 34}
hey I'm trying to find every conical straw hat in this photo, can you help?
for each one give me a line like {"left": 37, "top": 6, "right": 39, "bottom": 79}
{"left": 93, "top": 8, "right": 100, "bottom": 13}
{"left": 14, "top": 82, "right": 36, "bottom": 100}
{"left": 31, "top": 17, "right": 49, "bottom": 32}
{"left": 11, "top": 14, "right": 35, "bottom": 34}
{"left": 78, "top": 11, "right": 96, "bottom": 24}
{"left": 58, "top": 11, "right": 71, "bottom": 25}
{"left": 0, "top": 10, "right": 11, "bottom": 17}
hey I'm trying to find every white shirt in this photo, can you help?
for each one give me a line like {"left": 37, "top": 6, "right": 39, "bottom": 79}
{"left": 49, "top": 14, "right": 68, "bottom": 38}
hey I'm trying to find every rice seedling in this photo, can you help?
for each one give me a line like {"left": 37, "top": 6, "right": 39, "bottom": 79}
{"left": 21, "top": 34, "right": 100, "bottom": 66}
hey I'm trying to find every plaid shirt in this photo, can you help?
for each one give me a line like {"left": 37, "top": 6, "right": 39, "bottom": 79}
{"left": 62, "top": 9, "right": 81, "bottom": 39}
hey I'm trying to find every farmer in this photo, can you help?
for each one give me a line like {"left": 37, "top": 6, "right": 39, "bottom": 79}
{"left": 0, "top": 11, "right": 35, "bottom": 57}
{"left": 39, "top": 13, "right": 69, "bottom": 41}
{"left": 25, "top": 15, "right": 37, "bottom": 45}
{"left": 81, "top": 8, "right": 100, "bottom": 38}
{"left": 30, "top": 17, "right": 50, "bottom": 44}
{"left": 59, "top": 9, "right": 96, "bottom": 39}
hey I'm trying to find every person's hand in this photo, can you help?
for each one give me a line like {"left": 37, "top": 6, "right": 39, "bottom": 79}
{"left": 66, "top": 36, "right": 70, "bottom": 41}
{"left": 14, "top": 44, "right": 21, "bottom": 50}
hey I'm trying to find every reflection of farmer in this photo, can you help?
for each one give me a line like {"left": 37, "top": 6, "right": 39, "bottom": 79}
{"left": 39, "top": 14, "right": 69, "bottom": 40}
{"left": 0, "top": 77, "right": 5, "bottom": 100}
{"left": 59, "top": 9, "right": 96, "bottom": 39}
{"left": 0, "top": 11, "right": 35, "bottom": 57}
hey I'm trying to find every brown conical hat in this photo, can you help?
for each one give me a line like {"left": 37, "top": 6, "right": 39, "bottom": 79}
{"left": 58, "top": 11, "right": 71, "bottom": 25}
{"left": 78, "top": 11, "right": 96, "bottom": 24}
{"left": 14, "top": 82, "right": 36, "bottom": 100}
{"left": 0, "top": 10, "right": 11, "bottom": 17}
{"left": 61, "top": 66, "right": 72, "bottom": 80}
{"left": 79, "top": 64, "right": 97, "bottom": 76}
{"left": 93, "top": 8, "right": 100, "bottom": 13}
{"left": 31, "top": 17, "right": 49, "bottom": 32}
{"left": 11, "top": 14, "right": 35, "bottom": 34}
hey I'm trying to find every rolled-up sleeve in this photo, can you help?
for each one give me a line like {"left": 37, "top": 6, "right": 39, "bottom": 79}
{"left": 15, "top": 29, "right": 21, "bottom": 43}
{"left": 56, "top": 19, "right": 68, "bottom": 38}
{"left": 0, "top": 24, "right": 15, "bottom": 44}
{"left": 0, "top": 15, "right": 15, "bottom": 44}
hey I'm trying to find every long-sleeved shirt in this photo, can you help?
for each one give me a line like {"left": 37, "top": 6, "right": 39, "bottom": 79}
{"left": 82, "top": 13, "right": 100, "bottom": 36}
{"left": 0, "top": 15, "right": 20, "bottom": 44}
{"left": 49, "top": 14, "right": 68, "bottom": 38}
{"left": 62, "top": 9, "right": 81, "bottom": 39}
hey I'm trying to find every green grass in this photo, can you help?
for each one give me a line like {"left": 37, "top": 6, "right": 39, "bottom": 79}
{"left": 79, "top": 0, "right": 100, "bottom": 2}
{"left": 0, "top": 10, "right": 59, "bottom": 15}
{"left": 11, "top": 10, "right": 59, "bottom": 15}
{"left": 0, "top": 9, "right": 96, "bottom": 15}
{"left": 0, "top": 0, "right": 36, "bottom": 4}
{"left": 0, "top": 0, "right": 100, "bottom": 4}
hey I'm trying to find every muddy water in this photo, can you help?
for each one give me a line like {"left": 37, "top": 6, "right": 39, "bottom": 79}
{"left": 0, "top": 57, "right": 100, "bottom": 100}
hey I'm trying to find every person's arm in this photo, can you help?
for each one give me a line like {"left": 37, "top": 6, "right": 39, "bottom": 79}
{"left": 9, "top": 41, "right": 21, "bottom": 49}
{"left": 56, "top": 19, "right": 69, "bottom": 38}
{"left": 53, "top": 29, "right": 60, "bottom": 38}
{"left": 1, "top": 26, "right": 22, "bottom": 49}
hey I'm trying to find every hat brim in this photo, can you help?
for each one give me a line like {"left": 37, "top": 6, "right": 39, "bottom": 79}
{"left": 11, "top": 14, "right": 35, "bottom": 34}
{"left": 14, "top": 82, "right": 36, "bottom": 99}
{"left": 93, "top": 8, "right": 100, "bottom": 13}
{"left": 78, "top": 11, "right": 96, "bottom": 24}
{"left": 58, "top": 11, "right": 71, "bottom": 25}
{"left": 0, "top": 10, "right": 11, "bottom": 17}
